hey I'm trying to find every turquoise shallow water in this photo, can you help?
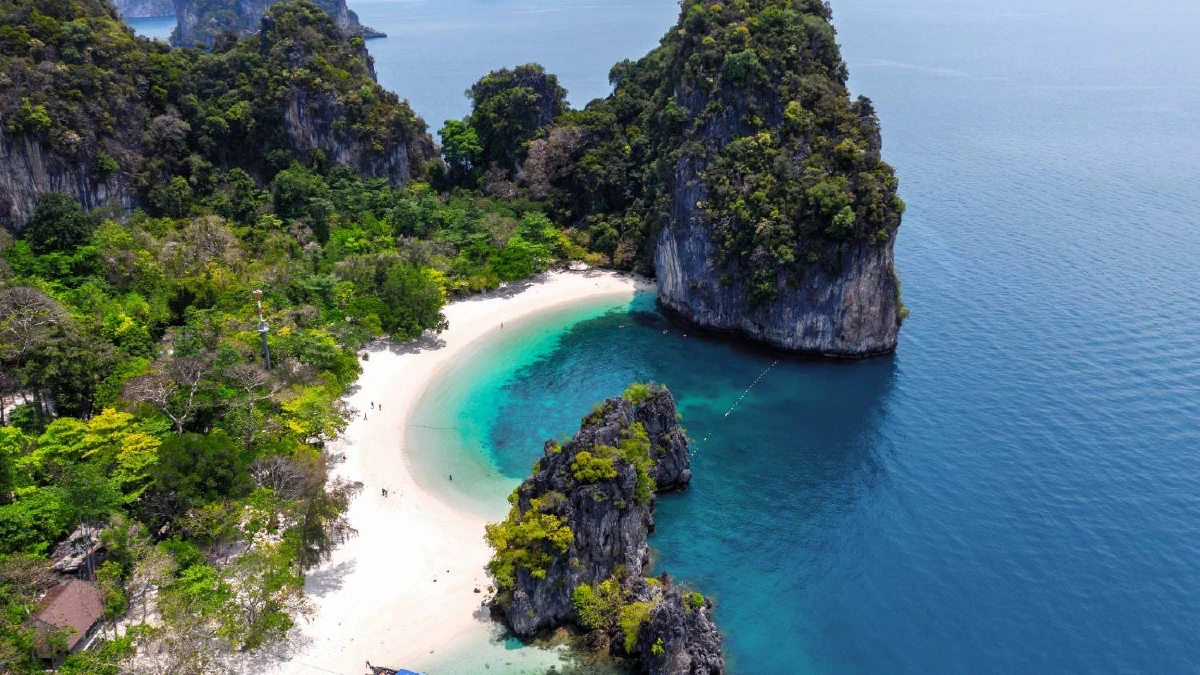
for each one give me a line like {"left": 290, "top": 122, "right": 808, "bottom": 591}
{"left": 131, "top": 0, "right": 1200, "bottom": 672}
{"left": 405, "top": 294, "right": 645, "bottom": 521}
{"left": 402, "top": 0, "right": 1200, "bottom": 673}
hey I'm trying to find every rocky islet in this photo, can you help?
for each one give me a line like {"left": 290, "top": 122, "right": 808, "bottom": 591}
{"left": 485, "top": 384, "right": 722, "bottom": 674}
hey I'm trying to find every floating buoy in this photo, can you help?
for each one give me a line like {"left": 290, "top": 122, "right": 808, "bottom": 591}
{"left": 695, "top": 360, "right": 780, "bottom": 455}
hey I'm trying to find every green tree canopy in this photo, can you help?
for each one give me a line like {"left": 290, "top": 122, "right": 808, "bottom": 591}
{"left": 468, "top": 64, "right": 568, "bottom": 174}
{"left": 26, "top": 192, "right": 94, "bottom": 254}
{"left": 438, "top": 119, "right": 484, "bottom": 187}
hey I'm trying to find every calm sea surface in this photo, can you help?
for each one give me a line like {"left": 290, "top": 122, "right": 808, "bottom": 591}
{"left": 125, "top": 15, "right": 175, "bottom": 40}
{"left": 132, "top": 0, "right": 1200, "bottom": 672}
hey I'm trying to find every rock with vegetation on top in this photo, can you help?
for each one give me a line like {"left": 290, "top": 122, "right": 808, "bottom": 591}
{"left": 485, "top": 384, "right": 722, "bottom": 674}
{"left": 171, "top": 0, "right": 384, "bottom": 49}
{"left": 0, "top": 0, "right": 430, "bottom": 232}
{"left": 113, "top": 0, "right": 175, "bottom": 18}
{"left": 512, "top": 0, "right": 906, "bottom": 357}
{"left": 638, "top": 586, "right": 724, "bottom": 675}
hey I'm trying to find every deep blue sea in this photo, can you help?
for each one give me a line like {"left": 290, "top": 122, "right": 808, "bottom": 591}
{"left": 130, "top": 0, "right": 1200, "bottom": 672}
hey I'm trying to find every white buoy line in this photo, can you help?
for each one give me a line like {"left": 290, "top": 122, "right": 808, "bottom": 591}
{"left": 692, "top": 360, "right": 780, "bottom": 454}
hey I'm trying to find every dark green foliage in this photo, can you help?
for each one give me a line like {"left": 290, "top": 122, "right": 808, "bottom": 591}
{"left": 511, "top": 0, "right": 902, "bottom": 294}
{"left": 438, "top": 118, "right": 483, "bottom": 187}
{"left": 466, "top": 64, "right": 568, "bottom": 174}
{"left": 272, "top": 164, "right": 334, "bottom": 241}
{"left": 0, "top": 0, "right": 432, "bottom": 223}
{"left": 6, "top": 405, "right": 45, "bottom": 435}
{"left": 27, "top": 193, "right": 94, "bottom": 254}
{"left": 148, "top": 431, "right": 249, "bottom": 518}
{"left": 377, "top": 261, "right": 448, "bottom": 340}
{"left": 61, "top": 464, "right": 123, "bottom": 532}
{"left": 19, "top": 327, "right": 115, "bottom": 418}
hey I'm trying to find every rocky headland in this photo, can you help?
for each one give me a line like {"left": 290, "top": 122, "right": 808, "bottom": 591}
{"left": 509, "top": 0, "right": 906, "bottom": 357}
{"left": 0, "top": 0, "right": 428, "bottom": 233}
{"left": 171, "top": 0, "right": 384, "bottom": 49}
{"left": 113, "top": 0, "right": 174, "bottom": 18}
{"left": 485, "top": 384, "right": 722, "bottom": 674}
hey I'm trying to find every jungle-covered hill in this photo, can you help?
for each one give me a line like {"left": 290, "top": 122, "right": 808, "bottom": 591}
{"left": 0, "top": 0, "right": 431, "bottom": 230}
{"left": 0, "top": 0, "right": 902, "bottom": 671}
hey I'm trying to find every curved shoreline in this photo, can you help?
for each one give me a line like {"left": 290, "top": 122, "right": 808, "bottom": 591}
{"left": 252, "top": 270, "right": 652, "bottom": 675}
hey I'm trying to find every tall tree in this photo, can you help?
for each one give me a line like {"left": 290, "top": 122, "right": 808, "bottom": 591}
{"left": 0, "top": 287, "right": 67, "bottom": 362}
{"left": 219, "top": 542, "right": 307, "bottom": 649}
{"left": 224, "top": 364, "right": 281, "bottom": 450}
{"left": 21, "top": 328, "right": 115, "bottom": 419}
{"left": 124, "top": 356, "right": 214, "bottom": 435}
{"left": 468, "top": 64, "right": 568, "bottom": 174}
{"left": 26, "top": 192, "right": 94, "bottom": 253}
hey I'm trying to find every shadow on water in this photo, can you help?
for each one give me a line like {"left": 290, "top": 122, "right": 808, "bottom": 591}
{"left": 476, "top": 295, "right": 899, "bottom": 672}
{"left": 649, "top": 354, "right": 898, "bottom": 674}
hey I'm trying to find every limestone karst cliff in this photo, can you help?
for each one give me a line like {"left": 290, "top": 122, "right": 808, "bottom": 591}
{"left": 486, "top": 385, "right": 722, "bottom": 675}
{"left": 649, "top": 0, "right": 903, "bottom": 356}
{"left": 0, "top": 0, "right": 430, "bottom": 232}
{"left": 513, "top": 0, "right": 905, "bottom": 357}
{"left": 0, "top": 131, "right": 137, "bottom": 231}
{"left": 112, "top": 0, "right": 174, "bottom": 18}
{"left": 171, "top": 0, "right": 383, "bottom": 49}
{"left": 656, "top": 211, "right": 902, "bottom": 357}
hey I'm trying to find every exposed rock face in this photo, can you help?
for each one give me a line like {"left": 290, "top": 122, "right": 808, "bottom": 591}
{"left": 0, "top": 0, "right": 429, "bottom": 233}
{"left": 511, "top": 0, "right": 904, "bottom": 358}
{"left": 172, "top": 0, "right": 383, "bottom": 49}
{"left": 638, "top": 587, "right": 724, "bottom": 675}
{"left": 656, "top": 206, "right": 901, "bottom": 357}
{"left": 653, "top": 57, "right": 902, "bottom": 358}
{"left": 0, "top": 131, "right": 136, "bottom": 232}
{"left": 488, "top": 386, "right": 722, "bottom": 674}
{"left": 113, "top": 0, "right": 174, "bottom": 18}
{"left": 283, "top": 90, "right": 434, "bottom": 187}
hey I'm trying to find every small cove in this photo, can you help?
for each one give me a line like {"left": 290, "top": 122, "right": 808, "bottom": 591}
{"left": 128, "top": 0, "right": 1200, "bottom": 672}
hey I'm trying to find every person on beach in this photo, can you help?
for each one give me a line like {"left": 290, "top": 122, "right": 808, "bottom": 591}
{"left": 449, "top": 474, "right": 453, "bottom": 481}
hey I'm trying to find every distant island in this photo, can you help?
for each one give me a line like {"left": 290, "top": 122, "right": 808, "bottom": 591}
{"left": 113, "top": 0, "right": 174, "bottom": 18}
{"left": 0, "top": 0, "right": 901, "bottom": 671}
{"left": 168, "top": 0, "right": 386, "bottom": 48}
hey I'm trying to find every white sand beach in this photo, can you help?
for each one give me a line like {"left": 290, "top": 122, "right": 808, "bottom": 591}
{"left": 253, "top": 270, "right": 651, "bottom": 675}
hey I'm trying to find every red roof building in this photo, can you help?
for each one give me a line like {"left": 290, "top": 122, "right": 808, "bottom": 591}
{"left": 29, "top": 580, "right": 105, "bottom": 662}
